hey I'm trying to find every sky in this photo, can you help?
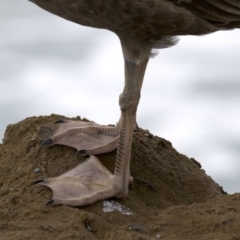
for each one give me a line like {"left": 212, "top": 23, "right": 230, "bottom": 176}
{"left": 1, "top": 0, "right": 240, "bottom": 193}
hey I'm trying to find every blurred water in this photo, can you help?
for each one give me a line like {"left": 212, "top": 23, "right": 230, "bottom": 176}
{"left": 1, "top": 0, "right": 240, "bottom": 193}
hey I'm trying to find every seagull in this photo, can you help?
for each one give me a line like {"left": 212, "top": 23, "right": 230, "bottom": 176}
{"left": 30, "top": 0, "right": 240, "bottom": 206}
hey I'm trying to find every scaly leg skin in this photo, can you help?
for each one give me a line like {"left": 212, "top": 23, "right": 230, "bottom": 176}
{"left": 35, "top": 46, "right": 149, "bottom": 206}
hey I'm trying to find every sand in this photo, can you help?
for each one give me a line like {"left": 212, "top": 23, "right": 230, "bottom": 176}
{"left": 0, "top": 114, "right": 239, "bottom": 240}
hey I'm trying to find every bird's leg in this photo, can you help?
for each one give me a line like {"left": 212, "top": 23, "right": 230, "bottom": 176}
{"left": 111, "top": 58, "right": 144, "bottom": 197}
{"left": 36, "top": 50, "right": 149, "bottom": 206}
{"left": 115, "top": 57, "right": 149, "bottom": 130}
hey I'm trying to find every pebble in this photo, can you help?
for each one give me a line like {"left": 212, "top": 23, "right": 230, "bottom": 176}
{"left": 34, "top": 168, "right": 42, "bottom": 173}
{"left": 86, "top": 225, "right": 93, "bottom": 232}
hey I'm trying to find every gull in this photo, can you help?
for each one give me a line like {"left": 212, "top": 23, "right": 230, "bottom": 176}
{"left": 30, "top": 0, "right": 240, "bottom": 206}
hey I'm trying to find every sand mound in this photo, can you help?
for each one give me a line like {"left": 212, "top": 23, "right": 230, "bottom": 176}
{"left": 0, "top": 115, "right": 239, "bottom": 239}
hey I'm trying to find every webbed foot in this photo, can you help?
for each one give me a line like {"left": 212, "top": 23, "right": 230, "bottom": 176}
{"left": 40, "top": 120, "right": 119, "bottom": 155}
{"left": 35, "top": 156, "right": 129, "bottom": 206}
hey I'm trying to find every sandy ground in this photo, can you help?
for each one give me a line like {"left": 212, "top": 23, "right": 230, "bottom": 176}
{"left": 0, "top": 114, "right": 239, "bottom": 240}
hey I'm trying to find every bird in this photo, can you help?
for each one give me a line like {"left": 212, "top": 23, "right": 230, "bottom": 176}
{"left": 30, "top": 0, "right": 240, "bottom": 206}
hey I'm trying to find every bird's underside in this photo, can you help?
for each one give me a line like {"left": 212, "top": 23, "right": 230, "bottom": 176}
{"left": 29, "top": 0, "right": 240, "bottom": 206}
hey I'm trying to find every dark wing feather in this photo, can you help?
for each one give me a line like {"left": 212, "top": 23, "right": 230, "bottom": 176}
{"left": 169, "top": 0, "right": 240, "bottom": 29}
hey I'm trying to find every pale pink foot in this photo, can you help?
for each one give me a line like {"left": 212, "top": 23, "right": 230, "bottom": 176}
{"left": 35, "top": 156, "right": 127, "bottom": 206}
{"left": 40, "top": 119, "right": 119, "bottom": 155}
{"left": 36, "top": 119, "right": 133, "bottom": 206}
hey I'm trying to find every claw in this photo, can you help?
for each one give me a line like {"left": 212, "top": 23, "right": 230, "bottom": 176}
{"left": 46, "top": 199, "right": 55, "bottom": 205}
{"left": 40, "top": 138, "right": 53, "bottom": 148}
{"left": 34, "top": 179, "right": 45, "bottom": 184}
{"left": 78, "top": 150, "right": 87, "bottom": 155}
{"left": 54, "top": 120, "right": 65, "bottom": 124}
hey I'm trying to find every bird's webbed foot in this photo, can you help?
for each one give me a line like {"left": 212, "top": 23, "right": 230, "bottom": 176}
{"left": 35, "top": 156, "right": 120, "bottom": 206}
{"left": 40, "top": 120, "right": 119, "bottom": 155}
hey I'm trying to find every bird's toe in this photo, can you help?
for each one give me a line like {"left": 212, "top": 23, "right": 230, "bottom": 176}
{"left": 34, "top": 179, "right": 45, "bottom": 184}
{"left": 46, "top": 199, "right": 55, "bottom": 205}
{"left": 39, "top": 138, "right": 53, "bottom": 148}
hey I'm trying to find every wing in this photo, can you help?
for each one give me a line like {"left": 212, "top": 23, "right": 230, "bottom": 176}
{"left": 169, "top": 0, "right": 240, "bottom": 29}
